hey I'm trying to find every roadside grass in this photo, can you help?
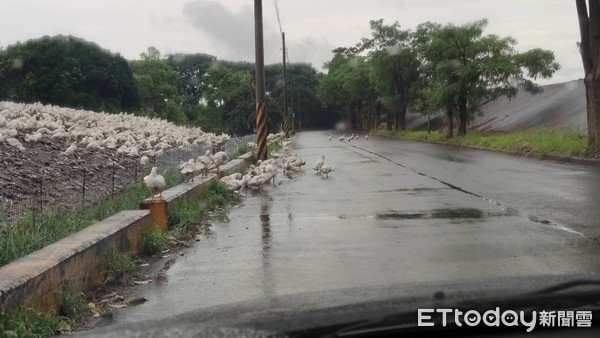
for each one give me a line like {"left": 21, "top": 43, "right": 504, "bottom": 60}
{"left": 142, "top": 228, "right": 168, "bottom": 255}
{"left": 169, "top": 201, "right": 207, "bottom": 234}
{"left": 373, "top": 128, "right": 588, "bottom": 157}
{"left": 60, "top": 292, "right": 88, "bottom": 322}
{"left": 0, "top": 308, "right": 71, "bottom": 337}
{"left": 204, "top": 180, "right": 230, "bottom": 208}
{"left": 168, "top": 180, "right": 231, "bottom": 235}
{"left": 0, "top": 169, "right": 184, "bottom": 267}
{"left": 103, "top": 249, "right": 140, "bottom": 284}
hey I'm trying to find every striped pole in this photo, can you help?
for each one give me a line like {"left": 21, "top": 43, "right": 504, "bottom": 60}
{"left": 254, "top": 0, "right": 267, "bottom": 160}
{"left": 256, "top": 101, "right": 267, "bottom": 160}
{"left": 283, "top": 115, "right": 289, "bottom": 138}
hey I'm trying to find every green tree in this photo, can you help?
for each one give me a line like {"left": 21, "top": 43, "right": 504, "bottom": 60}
{"left": 318, "top": 52, "right": 378, "bottom": 130}
{"left": 0, "top": 35, "right": 139, "bottom": 112}
{"left": 141, "top": 46, "right": 161, "bottom": 61}
{"left": 129, "top": 47, "right": 185, "bottom": 123}
{"left": 166, "top": 53, "right": 217, "bottom": 121}
{"left": 199, "top": 64, "right": 255, "bottom": 134}
{"left": 426, "top": 19, "right": 560, "bottom": 136}
{"left": 288, "top": 63, "right": 330, "bottom": 129}
{"left": 576, "top": 0, "right": 600, "bottom": 154}
{"left": 267, "top": 62, "right": 326, "bottom": 130}
{"left": 361, "top": 19, "right": 421, "bottom": 131}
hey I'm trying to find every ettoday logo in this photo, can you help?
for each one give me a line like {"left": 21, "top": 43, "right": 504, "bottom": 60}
{"left": 418, "top": 308, "right": 592, "bottom": 332}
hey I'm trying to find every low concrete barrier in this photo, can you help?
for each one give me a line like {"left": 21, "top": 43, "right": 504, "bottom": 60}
{"left": 0, "top": 210, "right": 152, "bottom": 314}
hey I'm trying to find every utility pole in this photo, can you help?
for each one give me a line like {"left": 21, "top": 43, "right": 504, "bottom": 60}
{"left": 290, "top": 75, "right": 294, "bottom": 134}
{"left": 282, "top": 32, "right": 289, "bottom": 137}
{"left": 254, "top": 0, "right": 267, "bottom": 160}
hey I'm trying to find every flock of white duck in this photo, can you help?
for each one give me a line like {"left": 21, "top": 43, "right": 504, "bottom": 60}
{"left": 0, "top": 101, "right": 230, "bottom": 158}
{"left": 330, "top": 133, "right": 369, "bottom": 142}
{"left": 143, "top": 132, "right": 337, "bottom": 198}
{"left": 220, "top": 133, "right": 311, "bottom": 192}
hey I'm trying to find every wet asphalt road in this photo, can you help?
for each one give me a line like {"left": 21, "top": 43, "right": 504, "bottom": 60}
{"left": 104, "top": 130, "right": 600, "bottom": 327}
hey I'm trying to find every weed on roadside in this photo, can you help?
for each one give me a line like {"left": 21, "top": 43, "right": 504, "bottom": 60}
{"left": 59, "top": 292, "right": 88, "bottom": 322}
{"left": 142, "top": 228, "right": 168, "bottom": 255}
{"left": 103, "top": 250, "right": 140, "bottom": 285}
{"left": 205, "top": 181, "right": 230, "bottom": 208}
{"left": 168, "top": 201, "right": 207, "bottom": 233}
{"left": 0, "top": 308, "right": 71, "bottom": 337}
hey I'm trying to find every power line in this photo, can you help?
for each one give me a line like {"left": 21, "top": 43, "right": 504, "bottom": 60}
{"left": 271, "top": 48, "right": 282, "bottom": 64}
{"left": 273, "top": 0, "right": 283, "bottom": 34}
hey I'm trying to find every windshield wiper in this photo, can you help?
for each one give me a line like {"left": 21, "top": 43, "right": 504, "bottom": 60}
{"left": 298, "top": 279, "right": 600, "bottom": 338}
{"left": 533, "top": 279, "right": 600, "bottom": 294}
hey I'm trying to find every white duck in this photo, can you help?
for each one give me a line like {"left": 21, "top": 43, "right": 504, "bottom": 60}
{"left": 312, "top": 155, "right": 325, "bottom": 173}
{"left": 213, "top": 151, "right": 229, "bottom": 166}
{"left": 319, "top": 164, "right": 335, "bottom": 178}
{"left": 62, "top": 141, "right": 77, "bottom": 155}
{"left": 7, "top": 137, "right": 25, "bottom": 151}
{"left": 180, "top": 159, "right": 196, "bottom": 182}
{"left": 144, "top": 167, "right": 166, "bottom": 199}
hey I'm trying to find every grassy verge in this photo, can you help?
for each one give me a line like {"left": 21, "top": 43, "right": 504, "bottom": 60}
{"left": 373, "top": 128, "right": 589, "bottom": 158}
{"left": 0, "top": 169, "right": 184, "bottom": 267}
{"left": 168, "top": 180, "right": 231, "bottom": 233}
{"left": 0, "top": 308, "right": 71, "bottom": 337}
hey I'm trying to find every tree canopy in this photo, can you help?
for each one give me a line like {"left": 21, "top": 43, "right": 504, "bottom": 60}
{"left": 0, "top": 35, "right": 139, "bottom": 113}
{"left": 425, "top": 19, "right": 560, "bottom": 136}
{"left": 318, "top": 18, "right": 561, "bottom": 136}
{"left": 129, "top": 47, "right": 186, "bottom": 123}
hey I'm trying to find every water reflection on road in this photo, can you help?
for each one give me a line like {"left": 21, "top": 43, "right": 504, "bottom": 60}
{"left": 260, "top": 191, "right": 274, "bottom": 297}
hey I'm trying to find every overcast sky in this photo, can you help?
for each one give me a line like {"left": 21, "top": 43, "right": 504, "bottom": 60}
{"left": 0, "top": 0, "right": 584, "bottom": 84}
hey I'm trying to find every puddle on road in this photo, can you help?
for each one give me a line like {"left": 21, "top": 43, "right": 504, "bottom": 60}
{"left": 376, "top": 212, "right": 427, "bottom": 220}
{"left": 371, "top": 187, "right": 446, "bottom": 194}
{"left": 376, "top": 208, "right": 485, "bottom": 220}
{"left": 431, "top": 208, "right": 484, "bottom": 219}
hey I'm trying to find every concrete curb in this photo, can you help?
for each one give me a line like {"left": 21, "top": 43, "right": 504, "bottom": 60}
{"left": 375, "top": 135, "right": 600, "bottom": 167}
{"left": 0, "top": 151, "right": 257, "bottom": 315}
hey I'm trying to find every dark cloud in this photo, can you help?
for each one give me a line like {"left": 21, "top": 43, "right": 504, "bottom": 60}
{"left": 183, "top": 0, "right": 276, "bottom": 61}
{"left": 182, "top": 0, "right": 334, "bottom": 70}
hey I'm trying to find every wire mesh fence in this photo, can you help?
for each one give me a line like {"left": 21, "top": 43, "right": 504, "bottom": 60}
{"left": 0, "top": 135, "right": 256, "bottom": 230}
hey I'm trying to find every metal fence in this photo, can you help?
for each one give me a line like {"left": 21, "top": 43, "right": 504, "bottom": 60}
{"left": 0, "top": 135, "right": 256, "bottom": 229}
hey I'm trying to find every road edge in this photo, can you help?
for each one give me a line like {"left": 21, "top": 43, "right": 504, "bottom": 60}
{"left": 374, "top": 135, "right": 600, "bottom": 167}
